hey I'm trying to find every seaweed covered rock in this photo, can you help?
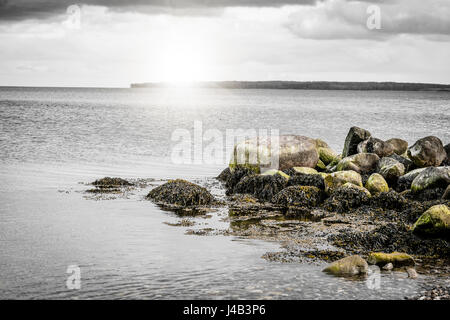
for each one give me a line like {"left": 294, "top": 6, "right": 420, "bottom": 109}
{"left": 386, "top": 138, "right": 408, "bottom": 156}
{"left": 324, "top": 184, "right": 370, "bottom": 212}
{"left": 336, "top": 153, "right": 380, "bottom": 174}
{"left": 272, "top": 185, "right": 323, "bottom": 208}
{"left": 369, "top": 190, "right": 407, "bottom": 210}
{"left": 92, "top": 177, "right": 133, "bottom": 187}
{"left": 217, "top": 167, "right": 231, "bottom": 182}
{"left": 365, "top": 173, "right": 389, "bottom": 195}
{"left": 225, "top": 166, "right": 255, "bottom": 194}
{"left": 261, "top": 169, "right": 290, "bottom": 180}
{"left": 342, "top": 126, "right": 371, "bottom": 158}
{"left": 229, "top": 135, "right": 319, "bottom": 172}
{"left": 411, "top": 166, "right": 450, "bottom": 193}
{"left": 147, "top": 179, "right": 215, "bottom": 206}
{"left": 322, "top": 255, "right": 368, "bottom": 277}
{"left": 396, "top": 168, "right": 427, "bottom": 192}
{"left": 324, "top": 170, "right": 363, "bottom": 194}
{"left": 367, "top": 252, "right": 415, "bottom": 267}
{"left": 377, "top": 157, "right": 405, "bottom": 183}
{"left": 365, "top": 137, "right": 395, "bottom": 158}
{"left": 287, "top": 172, "right": 325, "bottom": 190}
{"left": 407, "top": 136, "right": 446, "bottom": 167}
{"left": 233, "top": 174, "right": 287, "bottom": 202}
{"left": 291, "top": 167, "right": 318, "bottom": 175}
{"left": 412, "top": 204, "right": 450, "bottom": 238}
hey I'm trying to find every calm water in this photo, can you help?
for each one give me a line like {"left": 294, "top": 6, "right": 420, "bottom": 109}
{"left": 0, "top": 87, "right": 449, "bottom": 299}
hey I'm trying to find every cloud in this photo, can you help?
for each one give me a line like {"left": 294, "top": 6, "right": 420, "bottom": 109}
{"left": 0, "top": 0, "right": 317, "bottom": 21}
{"left": 286, "top": 0, "right": 450, "bottom": 40}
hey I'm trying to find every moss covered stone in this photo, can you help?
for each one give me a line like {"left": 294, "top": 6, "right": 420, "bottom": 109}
{"left": 318, "top": 147, "right": 338, "bottom": 165}
{"left": 322, "top": 255, "right": 369, "bottom": 276}
{"left": 92, "top": 177, "right": 133, "bottom": 187}
{"left": 411, "top": 167, "right": 450, "bottom": 193}
{"left": 292, "top": 167, "right": 318, "bottom": 175}
{"left": 261, "top": 169, "right": 290, "bottom": 180}
{"left": 412, "top": 204, "right": 450, "bottom": 238}
{"left": 365, "top": 173, "right": 389, "bottom": 195}
{"left": 367, "top": 252, "right": 415, "bottom": 267}
{"left": 147, "top": 179, "right": 215, "bottom": 207}
{"left": 324, "top": 170, "right": 363, "bottom": 194}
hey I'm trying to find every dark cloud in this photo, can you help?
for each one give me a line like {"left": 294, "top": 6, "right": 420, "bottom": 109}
{"left": 0, "top": 0, "right": 317, "bottom": 21}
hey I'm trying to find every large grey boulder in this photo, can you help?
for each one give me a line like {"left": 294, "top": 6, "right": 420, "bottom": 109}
{"left": 386, "top": 138, "right": 408, "bottom": 155}
{"left": 395, "top": 168, "right": 427, "bottom": 192}
{"left": 366, "top": 137, "right": 395, "bottom": 158}
{"left": 342, "top": 127, "right": 371, "bottom": 158}
{"left": 411, "top": 167, "right": 450, "bottom": 193}
{"left": 407, "top": 136, "right": 446, "bottom": 167}
{"left": 336, "top": 153, "right": 380, "bottom": 174}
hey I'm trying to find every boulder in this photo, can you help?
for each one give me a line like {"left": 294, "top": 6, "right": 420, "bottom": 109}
{"left": 377, "top": 157, "right": 405, "bottom": 182}
{"left": 443, "top": 143, "right": 450, "bottom": 166}
{"left": 407, "top": 136, "right": 446, "bottom": 167}
{"left": 365, "top": 173, "right": 389, "bottom": 195}
{"left": 322, "top": 255, "right": 369, "bottom": 276}
{"left": 225, "top": 166, "right": 255, "bottom": 193}
{"left": 367, "top": 252, "right": 415, "bottom": 267}
{"left": 233, "top": 174, "right": 287, "bottom": 202}
{"left": 261, "top": 169, "right": 290, "bottom": 180}
{"left": 386, "top": 138, "right": 408, "bottom": 155}
{"left": 292, "top": 167, "right": 318, "bottom": 175}
{"left": 147, "top": 179, "right": 215, "bottom": 206}
{"left": 342, "top": 127, "right": 371, "bottom": 158}
{"left": 324, "top": 170, "right": 363, "bottom": 194}
{"left": 318, "top": 147, "right": 338, "bottom": 165}
{"left": 217, "top": 167, "right": 231, "bottom": 182}
{"left": 336, "top": 153, "right": 380, "bottom": 174}
{"left": 388, "top": 153, "right": 414, "bottom": 172}
{"left": 229, "top": 135, "right": 319, "bottom": 172}
{"left": 395, "top": 168, "right": 427, "bottom": 192}
{"left": 92, "top": 177, "right": 133, "bottom": 187}
{"left": 365, "top": 137, "right": 395, "bottom": 158}
{"left": 272, "top": 185, "right": 323, "bottom": 208}
{"left": 412, "top": 204, "right": 450, "bottom": 238}
{"left": 411, "top": 166, "right": 450, "bottom": 193}
{"left": 443, "top": 185, "right": 450, "bottom": 200}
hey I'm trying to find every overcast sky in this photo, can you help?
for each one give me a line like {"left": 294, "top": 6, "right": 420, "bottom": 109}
{"left": 1, "top": 0, "right": 450, "bottom": 87}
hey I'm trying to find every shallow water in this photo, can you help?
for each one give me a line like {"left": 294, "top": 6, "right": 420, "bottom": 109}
{"left": 0, "top": 87, "right": 449, "bottom": 299}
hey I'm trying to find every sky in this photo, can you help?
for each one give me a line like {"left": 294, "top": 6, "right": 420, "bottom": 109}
{"left": 0, "top": 0, "right": 450, "bottom": 87}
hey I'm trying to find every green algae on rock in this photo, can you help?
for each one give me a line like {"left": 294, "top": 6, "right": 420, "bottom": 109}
{"left": 411, "top": 167, "right": 450, "bottom": 193}
{"left": 147, "top": 179, "right": 215, "bottom": 207}
{"left": 367, "top": 252, "right": 415, "bottom": 267}
{"left": 261, "top": 169, "right": 290, "bottom": 180}
{"left": 324, "top": 170, "right": 363, "bottom": 194}
{"left": 412, "top": 204, "right": 450, "bottom": 238}
{"left": 322, "top": 255, "right": 369, "bottom": 276}
{"left": 365, "top": 173, "right": 389, "bottom": 195}
{"left": 318, "top": 147, "right": 338, "bottom": 165}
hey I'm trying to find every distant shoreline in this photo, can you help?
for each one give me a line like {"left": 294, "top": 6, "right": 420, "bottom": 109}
{"left": 131, "top": 81, "right": 450, "bottom": 91}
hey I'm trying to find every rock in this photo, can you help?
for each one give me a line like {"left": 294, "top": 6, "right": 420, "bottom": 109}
{"left": 272, "top": 185, "right": 323, "bottom": 208}
{"left": 324, "top": 170, "right": 363, "bottom": 194}
{"left": 443, "top": 185, "right": 450, "bottom": 200}
{"left": 395, "top": 168, "right": 427, "bottom": 192}
{"left": 367, "top": 252, "right": 415, "bottom": 267}
{"left": 411, "top": 166, "right": 450, "bottom": 193}
{"left": 229, "top": 135, "right": 319, "bottom": 172}
{"left": 315, "top": 138, "right": 330, "bottom": 148}
{"left": 336, "top": 153, "right": 380, "bottom": 174}
{"left": 287, "top": 172, "right": 325, "bottom": 190}
{"left": 147, "top": 179, "right": 215, "bottom": 206}
{"left": 365, "top": 173, "right": 389, "bottom": 195}
{"left": 386, "top": 138, "right": 408, "bottom": 155}
{"left": 217, "top": 167, "right": 231, "bottom": 182}
{"left": 369, "top": 190, "right": 407, "bottom": 210}
{"left": 365, "top": 137, "right": 395, "bottom": 157}
{"left": 342, "top": 126, "right": 371, "bottom": 158}
{"left": 388, "top": 153, "right": 414, "bottom": 172}
{"left": 357, "top": 140, "right": 368, "bottom": 153}
{"left": 406, "top": 268, "right": 418, "bottom": 279}
{"left": 318, "top": 147, "right": 338, "bottom": 165}
{"left": 261, "top": 169, "right": 290, "bottom": 180}
{"left": 292, "top": 167, "right": 318, "bottom": 175}
{"left": 382, "top": 263, "right": 394, "bottom": 271}
{"left": 225, "top": 166, "right": 255, "bottom": 193}
{"left": 322, "top": 255, "right": 369, "bottom": 276}
{"left": 233, "top": 174, "right": 287, "bottom": 202}
{"left": 443, "top": 143, "right": 450, "bottom": 166}
{"left": 377, "top": 157, "right": 405, "bottom": 182}
{"left": 324, "top": 184, "right": 370, "bottom": 212}
{"left": 316, "top": 159, "right": 327, "bottom": 171}
{"left": 412, "top": 204, "right": 450, "bottom": 238}
{"left": 407, "top": 136, "right": 446, "bottom": 167}
{"left": 92, "top": 177, "right": 133, "bottom": 187}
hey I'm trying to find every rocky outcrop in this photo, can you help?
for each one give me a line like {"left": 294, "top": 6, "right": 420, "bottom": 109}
{"left": 322, "top": 255, "right": 369, "bottom": 276}
{"left": 365, "top": 137, "right": 395, "bottom": 158}
{"left": 342, "top": 127, "right": 371, "bottom": 158}
{"left": 365, "top": 173, "right": 389, "bottom": 195}
{"left": 336, "top": 153, "right": 380, "bottom": 174}
{"left": 412, "top": 204, "right": 450, "bottom": 238}
{"left": 147, "top": 179, "right": 215, "bottom": 206}
{"left": 407, "top": 136, "right": 446, "bottom": 167}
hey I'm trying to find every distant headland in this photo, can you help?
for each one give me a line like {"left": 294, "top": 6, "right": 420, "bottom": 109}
{"left": 130, "top": 81, "right": 450, "bottom": 91}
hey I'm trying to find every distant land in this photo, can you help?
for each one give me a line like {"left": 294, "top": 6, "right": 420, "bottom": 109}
{"left": 130, "top": 81, "right": 450, "bottom": 91}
